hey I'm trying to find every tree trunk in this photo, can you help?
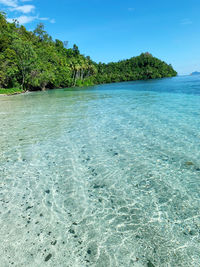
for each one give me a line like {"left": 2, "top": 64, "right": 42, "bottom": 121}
{"left": 22, "top": 73, "right": 25, "bottom": 91}
{"left": 73, "top": 70, "right": 77, "bottom": 86}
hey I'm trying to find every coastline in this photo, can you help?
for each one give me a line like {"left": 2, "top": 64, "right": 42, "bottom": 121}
{"left": 0, "top": 90, "right": 27, "bottom": 96}
{"left": 0, "top": 75, "right": 178, "bottom": 97}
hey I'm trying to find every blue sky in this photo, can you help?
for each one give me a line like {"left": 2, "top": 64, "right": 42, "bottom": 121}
{"left": 0, "top": 0, "right": 200, "bottom": 74}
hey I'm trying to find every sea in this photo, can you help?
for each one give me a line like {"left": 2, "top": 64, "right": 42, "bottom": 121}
{"left": 0, "top": 75, "right": 200, "bottom": 266}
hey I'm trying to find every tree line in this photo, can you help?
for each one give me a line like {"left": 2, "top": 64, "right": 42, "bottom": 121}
{"left": 0, "top": 12, "right": 177, "bottom": 91}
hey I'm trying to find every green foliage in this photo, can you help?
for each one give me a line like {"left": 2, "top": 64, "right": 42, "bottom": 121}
{"left": 12, "top": 39, "right": 37, "bottom": 90}
{"left": 0, "top": 12, "right": 177, "bottom": 92}
{"left": 0, "top": 88, "right": 24, "bottom": 95}
{"left": 94, "top": 53, "right": 177, "bottom": 84}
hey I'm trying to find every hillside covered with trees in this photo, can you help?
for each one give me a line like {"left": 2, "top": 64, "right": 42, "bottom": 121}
{"left": 0, "top": 12, "right": 177, "bottom": 92}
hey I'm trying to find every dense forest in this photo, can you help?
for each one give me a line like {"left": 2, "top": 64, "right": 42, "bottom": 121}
{"left": 0, "top": 12, "right": 177, "bottom": 92}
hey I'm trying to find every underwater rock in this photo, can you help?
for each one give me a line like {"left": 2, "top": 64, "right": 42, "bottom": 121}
{"left": 147, "top": 260, "right": 155, "bottom": 267}
{"left": 185, "top": 161, "right": 194, "bottom": 166}
{"left": 69, "top": 229, "right": 75, "bottom": 234}
{"left": 93, "top": 184, "right": 105, "bottom": 189}
{"left": 189, "top": 230, "right": 195, "bottom": 236}
{"left": 51, "top": 240, "right": 57, "bottom": 245}
{"left": 45, "top": 189, "right": 50, "bottom": 194}
{"left": 26, "top": 206, "right": 33, "bottom": 211}
{"left": 87, "top": 249, "right": 91, "bottom": 255}
{"left": 44, "top": 253, "right": 52, "bottom": 262}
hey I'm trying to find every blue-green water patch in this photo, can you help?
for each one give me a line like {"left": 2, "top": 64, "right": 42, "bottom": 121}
{"left": 0, "top": 76, "right": 200, "bottom": 266}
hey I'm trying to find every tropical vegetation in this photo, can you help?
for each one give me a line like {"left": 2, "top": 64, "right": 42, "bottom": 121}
{"left": 0, "top": 12, "right": 177, "bottom": 94}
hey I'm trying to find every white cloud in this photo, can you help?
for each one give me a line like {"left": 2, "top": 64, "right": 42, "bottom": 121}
{"left": 180, "top": 19, "right": 192, "bottom": 25}
{"left": 7, "top": 15, "right": 36, "bottom": 24}
{"left": 50, "top": 18, "right": 55, "bottom": 24}
{"left": 39, "top": 17, "right": 49, "bottom": 21}
{"left": 7, "top": 14, "right": 55, "bottom": 24}
{"left": 0, "top": 0, "right": 17, "bottom": 7}
{"left": 39, "top": 17, "right": 55, "bottom": 24}
{"left": 0, "top": 0, "right": 56, "bottom": 24}
{"left": 11, "top": 4, "right": 35, "bottom": 13}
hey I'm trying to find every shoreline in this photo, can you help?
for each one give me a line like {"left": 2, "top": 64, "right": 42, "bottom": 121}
{"left": 0, "top": 90, "right": 27, "bottom": 97}
{"left": 0, "top": 76, "right": 178, "bottom": 97}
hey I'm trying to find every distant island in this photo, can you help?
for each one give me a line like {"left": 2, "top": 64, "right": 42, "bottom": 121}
{"left": 0, "top": 12, "right": 177, "bottom": 94}
{"left": 191, "top": 71, "right": 200, "bottom": 76}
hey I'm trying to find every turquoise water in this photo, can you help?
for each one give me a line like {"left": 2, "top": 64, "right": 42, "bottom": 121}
{"left": 0, "top": 76, "right": 200, "bottom": 267}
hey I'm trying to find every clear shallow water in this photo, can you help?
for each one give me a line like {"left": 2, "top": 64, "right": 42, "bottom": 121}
{"left": 0, "top": 76, "right": 200, "bottom": 267}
